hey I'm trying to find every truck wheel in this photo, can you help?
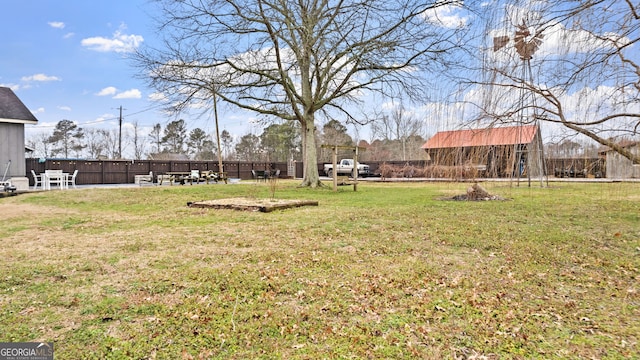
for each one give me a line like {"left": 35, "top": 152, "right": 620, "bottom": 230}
{"left": 327, "top": 169, "right": 333, "bottom": 178}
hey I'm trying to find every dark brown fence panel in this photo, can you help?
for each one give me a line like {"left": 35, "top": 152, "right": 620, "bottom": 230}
{"left": 168, "top": 162, "right": 191, "bottom": 172}
{"left": 296, "top": 161, "right": 304, "bottom": 178}
{"left": 25, "top": 159, "right": 297, "bottom": 185}
{"left": 76, "top": 160, "right": 106, "bottom": 184}
{"left": 129, "top": 161, "right": 152, "bottom": 182}
{"left": 102, "top": 161, "right": 128, "bottom": 184}
{"left": 149, "top": 162, "right": 172, "bottom": 175}
{"left": 224, "top": 162, "right": 242, "bottom": 179}
{"left": 273, "top": 163, "right": 287, "bottom": 177}
{"left": 188, "top": 162, "right": 209, "bottom": 172}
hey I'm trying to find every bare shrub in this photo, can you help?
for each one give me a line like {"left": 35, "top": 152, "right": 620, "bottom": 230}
{"left": 379, "top": 163, "right": 397, "bottom": 180}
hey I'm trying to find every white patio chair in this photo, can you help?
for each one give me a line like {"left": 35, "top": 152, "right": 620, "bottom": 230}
{"left": 67, "top": 169, "right": 78, "bottom": 189}
{"left": 30, "top": 170, "right": 42, "bottom": 190}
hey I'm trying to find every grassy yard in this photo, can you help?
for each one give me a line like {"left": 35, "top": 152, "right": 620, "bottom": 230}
{"left": 0, "top": 180, "right": 638, "bottom": 359}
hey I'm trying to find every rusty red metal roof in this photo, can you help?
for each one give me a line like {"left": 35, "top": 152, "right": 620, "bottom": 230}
{"left": 421, "top": 125, "right": 538, "bottom": 149}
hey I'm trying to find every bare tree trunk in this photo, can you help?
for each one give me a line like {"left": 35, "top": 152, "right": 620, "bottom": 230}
{"left": 299, "top": 114, "right": 321, "bottom": 187}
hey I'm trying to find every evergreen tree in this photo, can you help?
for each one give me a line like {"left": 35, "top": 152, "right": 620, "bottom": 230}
{"left": 47, "top": 119, "right": 85, "bottom": 158}
{"left": 187, "top": 128, "right": 216, "bottom": 160}
{"left": 234, "top": 133, "right": 261, "bottom": 161}
{"left": 161, "top": 119, "right": 187, "bottom": 154}
{"left": 259, "top": 122, "right": 301, "bottom": 162}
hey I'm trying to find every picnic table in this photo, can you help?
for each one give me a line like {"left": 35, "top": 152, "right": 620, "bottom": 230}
{"left": 203, "top": 171, "right": 228, "bottom": 184}
{"left": 157, "top": 171, "right": 196, "bottom": 185}
{"left": 158, "top": 171, "right": 228, "bottom": 185}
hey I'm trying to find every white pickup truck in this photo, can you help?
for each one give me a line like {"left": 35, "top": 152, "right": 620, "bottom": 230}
{"left": 324, "top": 159, "right": 371, "bottom": 178}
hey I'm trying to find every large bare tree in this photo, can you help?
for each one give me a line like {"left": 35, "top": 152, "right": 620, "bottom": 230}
{"left": 136, "top": 0, "right": 464, "bottom": 186}
{"left": 83, "top": 129, "right": 107, "bottom": 159}
{"left": 130, "top": 121, "right": 147, "bottom": 160}
{"left": 472, "top": 0, "right": 639, "bottom": 164}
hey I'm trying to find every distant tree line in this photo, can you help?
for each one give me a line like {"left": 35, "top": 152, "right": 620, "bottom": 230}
{"left": 26, "top": 107, "right": 435, "bottom": 162}
{"left": 27, "top": 116, "right": 603, "bottom": 163}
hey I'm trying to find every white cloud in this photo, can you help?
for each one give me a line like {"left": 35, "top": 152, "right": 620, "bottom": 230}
{"left": 63, "top": 32, "right": 75, "bottom": 39}
{"left": 539, "top": 22, "right": 622, "bottom": 57}
{"left": 423, "top": 4, "right": 468, "bottom": 28}
{"left": 48, "top": 21, "right": 65, "bottom": 29}
{"left": 0, "top": 83, "right": 21, "bottom": 91}
{"left": 148, "top": 92, "right": 166, "bottom": 102}
{"left": 58, "top": 106, "right": 72, "bottom": 111}
{"left": 93, "top": 114, "right": 113, "bottom": 124}
{"left": 81, "top": 25, "right": 144, "bottom": 53}
{"left": 96, "top": 86, "right": 117, "bottom": 96}
{"left": 21, "top": 74, "right": 60, "bottom": 82}
{"left": 31, "top": 107, "right": 45, "bottom": 114}
{"left": 114, "top": 89, "right": 142, "bottom": 99}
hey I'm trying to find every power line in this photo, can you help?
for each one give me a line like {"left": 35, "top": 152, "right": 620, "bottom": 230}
{"left": 25, "top": 103, "right": 165, "bottom": 129}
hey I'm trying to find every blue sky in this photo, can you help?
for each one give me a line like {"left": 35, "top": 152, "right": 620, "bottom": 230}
{"left": 1, "top": 0, "right": 254, "bottom": 152}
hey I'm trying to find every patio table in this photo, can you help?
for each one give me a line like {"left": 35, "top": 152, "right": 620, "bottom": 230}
{"left": 43, "top": 170, "right": 68, "bottom": 190}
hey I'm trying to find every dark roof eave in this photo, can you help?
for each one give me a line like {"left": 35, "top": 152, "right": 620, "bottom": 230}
{"left": 0, "top": 118, "right": 38, "bottom": 124}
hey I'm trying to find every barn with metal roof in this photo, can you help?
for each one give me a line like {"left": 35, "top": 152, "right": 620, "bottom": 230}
{"left": 421, "top": 124, "right": 545, "bottom": 178}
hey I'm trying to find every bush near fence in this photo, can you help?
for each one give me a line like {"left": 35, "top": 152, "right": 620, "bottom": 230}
{"left": 378, "top": 163, "right": 482, "bottom": 180}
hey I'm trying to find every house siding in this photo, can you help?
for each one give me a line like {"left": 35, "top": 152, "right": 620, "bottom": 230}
{"left": 0, "top": 122, "right": 26, "bottom": 178}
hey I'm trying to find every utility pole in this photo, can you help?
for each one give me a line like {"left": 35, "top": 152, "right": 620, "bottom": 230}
{"left": 212, "top": 92, "right": 224, "bottom": 177}
{"left": 118, "top": 106, "right": 124, "bottom": 159}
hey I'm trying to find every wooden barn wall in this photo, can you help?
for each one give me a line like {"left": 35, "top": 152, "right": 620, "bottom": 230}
{"left": 424, "top": 145, "right": 521, "bottom": 177}
{"left": 605, "top": 145, "right": 639, "bottom": 179}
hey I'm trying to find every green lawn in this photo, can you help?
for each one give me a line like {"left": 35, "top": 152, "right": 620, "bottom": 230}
{"left": 1, "top": 180, "right": 638, "bottom": 359}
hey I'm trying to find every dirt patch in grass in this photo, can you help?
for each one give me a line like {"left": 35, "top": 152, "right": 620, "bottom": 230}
{"left": 188, "top": 197, "right": 319, "bottom": 212}
{"left": 443, "top": 183, "right": 509, "bottom": 201}
{"left": 0, "top": 203, "right": 62, "bottom": 218}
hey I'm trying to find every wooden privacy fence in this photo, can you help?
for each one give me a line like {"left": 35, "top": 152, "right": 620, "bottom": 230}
{"left": 25, "top": 159, "right": 291, "bottom": 186}
{"left": 25, "top": 157, "right": 605, "bottom": 186}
